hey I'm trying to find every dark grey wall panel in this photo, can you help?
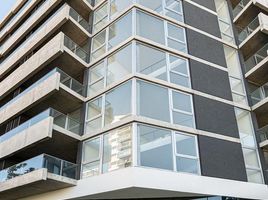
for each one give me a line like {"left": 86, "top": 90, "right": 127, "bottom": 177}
{"left": 183, "top": 2, "right": 221, "bottom": 37}
{"left": 190, "top": 59, "right": 232, "bottom": 100}
{"left": 186, "top": 29, "right": 227, "bottom": 67}
{"left": 190, "top": 0, "right": 217, "bottom": 11}
{"left": 193, "top": 95, "right": 240, "bottom": 138}
{"left": 199, "top": 135, "right": 247, "bottom": 182}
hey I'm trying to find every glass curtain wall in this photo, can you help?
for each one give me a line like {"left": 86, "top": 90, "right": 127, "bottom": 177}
{"left": 88, "top": 41, "right": 191, "bottom": 98}
{"left": 90, "top": 8, "right": 187, "bottom": 62}
{"left": 82, "top": 123, "right": 200, "bottom": 178}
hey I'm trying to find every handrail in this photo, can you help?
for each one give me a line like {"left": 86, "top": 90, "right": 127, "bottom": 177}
{"left": 238, "top": 15, "right": 260, "bottom": 44}
{"left": 232, "top": 0, "right": 250, "bottom": 19}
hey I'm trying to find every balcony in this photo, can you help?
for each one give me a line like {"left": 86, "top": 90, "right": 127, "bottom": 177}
{"left": 244, "top": 43, "right": 268, "bottom": 84}
{"left": 0, "top": 154, "right": 77, "bottom": 200}
{"left": 0, "top": 68, "right": 85, "bottom": 126}
{"left": 232, "top": 0, "right": 268, "bottom": 29}
{"left": 0, "top": 3, "right": 90, "bottom": 78}
{"left": 0, "top": 0, "right": 36, "bottom": 41}
{"left": 258, "top": 125, "right": 268, "bottom": 148}
{"left": 238, "top": 13, "right": 268, "bottom": 59}
{"left": 250, "top": 83, "right": 268, "bottom": 126}
{"left": 0, "top": 108, "right": 81, "bottom": 160}
{"left": 0, "top": 32, "right": 88, "bottom": 101}
{"left": 0, "top": 0, "right": 62, "bottom": 57}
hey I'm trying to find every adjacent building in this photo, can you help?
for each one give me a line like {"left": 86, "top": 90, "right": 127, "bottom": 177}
{"left": 0, "top": 0, "right": 268, "bottom": 199}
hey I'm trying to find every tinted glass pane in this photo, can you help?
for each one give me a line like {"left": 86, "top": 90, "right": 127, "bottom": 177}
{"left": 173, "top": 111, "right": 194, "bottom": 127}
{"left": 176, "top": 157, "right": 198, "bottom": 174}
{"left": 138, "top": 125, "right": 173, "bottom": 170}
{"left": 136, "top": 43, "right": 167, "bottom": 81}
{"left": 82, "top": 161, "right": 100, "bottom": 178}
{"left": 138, "top": 0, "right": 163, "bottom": 13}
{"left": 243, "top": 148, "right": 260, "bottom": 168}
{"left": 103, "top": 125, "right": 132, "bottom": 172}
{"left": 110, "top": 0, "right": 132, "bottom": 18}
{"left": 83, "top": 138, "right": 100, "bottom": 162}
{"left": 176, "top": 133, "right": 197, "bottom": 156}
{"left": 87, "top": 97, "right": 102, "bottom": 119}
{"left": 136, "top": 11, "right": 165, "bottom": 45}
{"left": 108, "top": 13, "right": 132, "bottom": 49}
{"left": 104, "top": 82, "right": 131, "bottom": 125}
{"left": 172, "top": 91, "right": 192, "bottom": 113}
{"left": 137, "top": 81, "right": 170, "bottom": 122}
{"left": 107, "top": 44, "right": 132, "bottom": 85}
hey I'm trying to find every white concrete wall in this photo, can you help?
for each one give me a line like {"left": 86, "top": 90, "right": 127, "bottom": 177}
{"left": 20, "top": 167, "right": 268, "bottom": 200}
{"left": 0, "top": 32, "right": 64, "bottom": 100}
{"left": 0, "top": 117, "right": 53, "bottom": 158}
{"left": 0, "top": 72, "right": 60, "bottom": 125}
{"left": 259, "top": 13, "right": 268, "bottom": 34}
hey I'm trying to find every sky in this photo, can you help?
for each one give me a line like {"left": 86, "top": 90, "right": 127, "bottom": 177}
{"left": 0, "top": 0, "right": 17, "bottom": 21}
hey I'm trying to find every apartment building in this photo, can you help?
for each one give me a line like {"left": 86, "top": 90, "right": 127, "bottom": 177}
{"left": 0, "top": 0, "right": 268, "bottom": 199}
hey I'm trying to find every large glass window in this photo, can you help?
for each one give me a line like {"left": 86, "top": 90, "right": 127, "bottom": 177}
{"left": 93, "top": 2, "right": 108, "bottom": 32}
{"left": 138, "top": 0, "right": 184, "bottom": 22}
{"left": 82, "top": 138, "right": 101, "bottom": 178}
{"left": 214, "top": 0, "right": 235, "bottom": 43}
{"left": 235, "top": 108, "right": 264, "bottom": 184}
{"left": 103, "top": 125, "right": 132, "bottom": 172}
{"left": 137, "top": 80, "right": 194, "bottom": 128}
{"left": 137, "top": 124, "right": 200, "bottom": 174}
{"left": 104, "top": 82, "right": 132, "bottom": 125}
{"left": 85, "top": 97, "right": 103, "bottom": 134}
{"left": 108, "top": 12, "right": 132, "bottom": 50}
{"left": 110, "top": 0, "right": 132, "bottom": 19}
{"left": 85, "top": 81, "right": 132, "bottom": 135}
{"left": 223, "top": 45, "right": 247, "bottom": 105}
{"left": 137, "top": 80, "right": 170, "bottom": 122}
{"left": 172, "top": 91, "right": 195, "bottom": 128}
{"left": 138, "top": 124, "right": 173, "bottom": 170}
{"left": 88, "top": 44, "right": 132, "bottom": 97}
{"left": 167, "top": 23, "right": 187, "bottom": 53}
{"left": 175, "top": 133, "right": 199, "bottom": 174}
{"left": 82, "top": 123, "right": 200, "bottom": 178}
{"left": 136, "top": 43, "right": 167, "bottom": 81}
{"left": 136, "top": 10, "right": 165, "bottom": 45}
{"left": 91, "top": 12, "right": 132, "bottom": 61}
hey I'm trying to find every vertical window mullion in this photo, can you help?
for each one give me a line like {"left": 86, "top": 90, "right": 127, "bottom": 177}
{"left": 132, "top": 79, "right": 137, "bottom": 116}
{"left": 172, "top": 131, "right": 177, "bottom": 172}
{"left": 168, "top": 89, "right": 174, "bottom": 124}
{"left": 166, "top": 53, "right": 171, "bottom": 83}
{"left": 164, "top": 21, "right": 168, "bottom": 47}
{"left": 101, "top": 94, "right": 106, "bottom": 128}
{"left": 132, "top": 123, "right": 138, "bottom": 166}
{"left": 99, "top": 135, "right": 104, "bottom": 174}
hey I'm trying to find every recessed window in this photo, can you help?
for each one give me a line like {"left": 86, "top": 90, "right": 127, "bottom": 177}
{"left": 88, "top": 61, "right": 105, "bottom": 96}
{"left": 93, "top": 2, "right": 108, "bottom": 32}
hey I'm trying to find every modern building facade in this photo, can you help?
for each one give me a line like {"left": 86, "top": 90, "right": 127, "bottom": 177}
{"left": 0, "top": 0, "right": 268, "bottom": 199}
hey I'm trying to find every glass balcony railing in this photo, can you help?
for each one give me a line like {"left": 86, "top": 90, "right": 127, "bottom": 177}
{"left": 258, "top": 125, "right": 268, "bottom": 142}
{"left": 232, "top": 0, "right": 250, "bottom": 19}
{"left": 244, "top": 43, "right": 268, "bottom": 72}
{"left": 64, "top": 35, "right": 89, "bottom": 63}
{"left": 0, "top": 68, "right": 85, "bottom": 112}
{"left": 0, "top": 108, "right": 81, "bottom": 143}
{"left": 69, "top": 7, "right": 90, "bottom": 31}
{"left": 250, "top": 83, "right": 268, "bottom": 105}
{"left": 0, "top": 154, "right": 77, "bottom": 182}
{"left": 238, "top": 16, "right": 260, "bottom": 43}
